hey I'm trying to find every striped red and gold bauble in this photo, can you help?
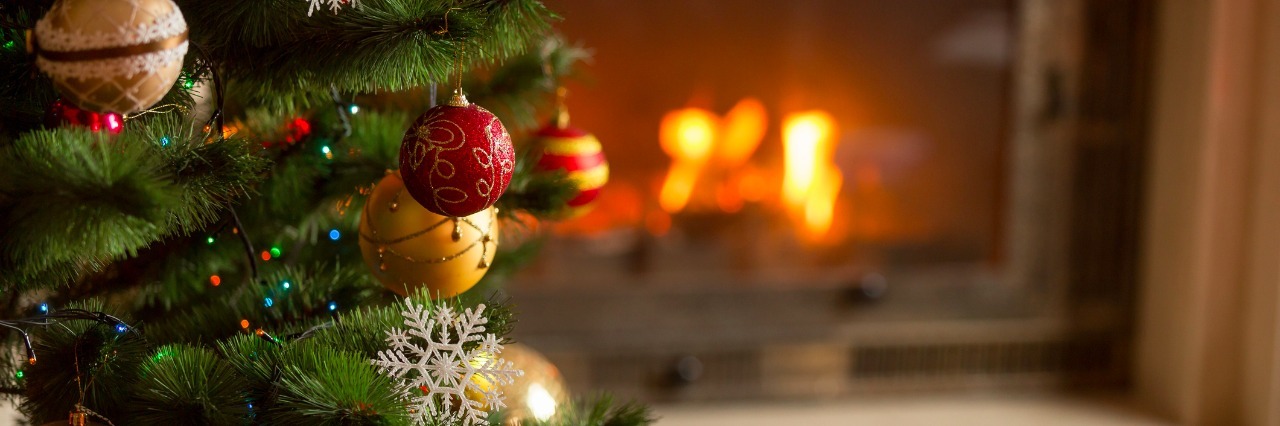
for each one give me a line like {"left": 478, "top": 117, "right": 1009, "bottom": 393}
{"left": 533, "top": 124, "right": 609, "bottom": 217}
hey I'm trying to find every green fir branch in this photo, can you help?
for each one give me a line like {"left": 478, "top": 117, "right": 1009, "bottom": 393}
{"left": 0, "top": 118, "right": 266, "bottom": 290}
{"left": 131, "top": 344, "right": 250, "bottom": 425}
{"left": 266, "top": 340, "right": 410, "bottom": 425}
{"left": 179, "top": 0, "right": 555, "bottom": 108}
{"left": 20, "top": 300, "right": 149, "bottom": 425}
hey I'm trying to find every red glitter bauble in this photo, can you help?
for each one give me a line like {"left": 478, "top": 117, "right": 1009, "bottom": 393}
{"left": 399, "top": 100, "right": 514, "bottom": 217}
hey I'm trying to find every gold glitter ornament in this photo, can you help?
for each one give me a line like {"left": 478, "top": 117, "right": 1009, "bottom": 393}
{"left": 359, "top": 172, "right": 498, "bottom": 298}
{"left": 39, "top": 417, "right": 105, "bottom": 426}
{"left": 468, "top": 343, "right": 569, "bottom": 425}
{"left": 39, "top": 405, "right": 109, "bottom": 426}
{"left": 32, "top": 0, "right": 189, "bottom": 114}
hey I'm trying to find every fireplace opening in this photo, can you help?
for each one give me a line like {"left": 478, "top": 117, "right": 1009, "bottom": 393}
{"left": 506, "top": 0, "right": 1149, "bottom": 402}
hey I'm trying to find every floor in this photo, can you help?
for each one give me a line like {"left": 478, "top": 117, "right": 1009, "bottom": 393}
{"left": 1, "top": 393, "right": 1168, "bottom": 425}
{"left": 655, "top": 394, "right": 1169, "bottom": 426}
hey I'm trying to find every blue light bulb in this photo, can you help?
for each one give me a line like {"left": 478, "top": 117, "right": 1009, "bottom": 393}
{"left": 38, "top": 303, "right": 48, "bottom": 313}
{"left": 115, "top": 324, "right": 127, "bottom": 333}
{"left": 328, "top": 229, "right": 341, "bottom": 241}
{"left": 328, "top": 301, "right": 338, "bottom": 311}
{"left": 264, "top": 297, "right": 274, "bottom": 308}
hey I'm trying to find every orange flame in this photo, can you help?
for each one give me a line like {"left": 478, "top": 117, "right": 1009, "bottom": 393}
{"left": 804, "top": 167, "right": 843, "bottom": 240}
{"left": 716, "top": 98, "right": 767, "bottom": 166}
{"left": 659, "top": 108, "right": 717, "bottom": 161}
{"left": 658, "top": 108, "right": 719, "bottom": 212}
{"left": 782, "top": 111, "right": 841, "bottom": 240}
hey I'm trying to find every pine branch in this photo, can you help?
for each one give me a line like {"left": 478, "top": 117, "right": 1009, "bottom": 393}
{"left": 0, "top": 28, "right": 56, "bottom": 137}
{"left": 0, "top": 129, "right": 178, "bottom": 286}
{"left": 0, "top": 117, "right": 267, "bottom": 290}
{"left": 20, "top": 300, "right": 149, "bottom": 424}
{"left": 262, "top": 340, "right": 409, "bottom": 425}
{"left": 130, "top": 344, "right": 250, "bottom": 425}
{"left": 137, "top": 263, "right": 387, "bottom": 345}
{"left": 496, "top": 145, "right": 577, "bottom": 219}
{"left": 179, "top": 0, "right": 555, "bottom": 108}
{"left": 466, "top": 35, "right": 591, "bottom": 130}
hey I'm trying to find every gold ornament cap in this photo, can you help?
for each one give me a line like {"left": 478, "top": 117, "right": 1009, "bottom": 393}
{"left": 553, "top": 86, "right": 570, "bottom": 129}
{"left": 449, "top": 88, "right": 470, "bottom": 107}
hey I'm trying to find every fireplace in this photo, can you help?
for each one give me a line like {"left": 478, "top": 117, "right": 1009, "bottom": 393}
{"left": 506, "top": 0, "right": 1151, "bottom": 402}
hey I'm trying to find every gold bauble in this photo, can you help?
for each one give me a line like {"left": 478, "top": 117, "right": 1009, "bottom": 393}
{"left": 359, "top": 172, "right": 498, "bottom": 298}
{"left": 470, "top": 343, "right": 569, "bottom": 425}
{"left": 40, "top": 410, "right": 106, "bottom": 426}
{"left": 33, "top": 0, "right": 188, "bottom": 113}
{"left": 40, "top": 420, "right": 106, "bottom": 426}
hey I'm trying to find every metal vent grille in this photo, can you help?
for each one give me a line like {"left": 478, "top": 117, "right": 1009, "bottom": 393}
{"left": 851, "top": 337, "right": 1117, "bottom": 380}
{"left": 588, "top": 351, "right": 762, "bottom": 399}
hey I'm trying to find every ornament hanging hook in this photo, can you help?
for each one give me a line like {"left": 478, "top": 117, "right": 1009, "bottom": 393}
{"left": 123, "top": 103, "right": 190, "bottom": 122}
{"left": 541, "top": 41, "right": 569, "bottom": 128}
{"left": 554, "top": 86, "right": 570, "bottom": 129}
{"left": 434, "top": 6, "right": 469, "bottom": 106}
{"left": 449, "top": 42, "right": 468, "bottom": 107}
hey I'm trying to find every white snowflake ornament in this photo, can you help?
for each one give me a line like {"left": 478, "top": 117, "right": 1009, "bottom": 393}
{"left": 372, "top": 298, "right": 523, "bottom": 426}
{"left": 307, "top": 0, "right": 361, "bottom": 16}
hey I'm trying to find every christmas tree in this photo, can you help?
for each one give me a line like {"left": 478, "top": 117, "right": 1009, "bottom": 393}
{"left": 0, "top": 0, "right": 650, "bottom": 424}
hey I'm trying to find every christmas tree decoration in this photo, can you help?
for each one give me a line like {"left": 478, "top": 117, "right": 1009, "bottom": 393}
{"left": 476, "top": 343, "right": 569, "bottom": 425}
{"left": 2, "top": 0, "right": 656, "bottom": 420}
{"left": 372, "top": 298, "right": 522, "bottom": 426}
{"left": 44, "top": 99, "right": 125, "bottom": 134}
{"left": 533, "top": 96, "right": 609, "bottom": 217}
{"left": 32, "top": 0, "right": 189, "bottom": 114}
{"left": 400, "top": 90, "right": 515, "bottom": 218}
{"left": 39, "top": 418, "right": 106, "bottom": 426}
{"left": 283, "top": 117, "right": 312, "bottom": 144}
{"left": 307, "top": 0, "right": 363, "bottom": 17}
{"left": 359, "top": 172, "right": 499, "bottom": 298}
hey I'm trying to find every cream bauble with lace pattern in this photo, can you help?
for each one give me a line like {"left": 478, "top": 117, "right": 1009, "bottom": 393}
{"left": 33, "top": 0, "right": 188, "bottom": 114}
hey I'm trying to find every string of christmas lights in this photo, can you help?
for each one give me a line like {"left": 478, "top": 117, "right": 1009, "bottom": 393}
{"left": 0, "top": 305, "right": 142, "bottom": 392}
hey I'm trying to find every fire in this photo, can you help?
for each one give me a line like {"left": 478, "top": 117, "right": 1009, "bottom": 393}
{"left": 659, "top": 162, "right": 703, "bottom": 213}
{"left": 657, "top": 100, "right": 768, "bottom": 214}
{"left": 659, "top": 108, "right": 717, "bottom": 162}
{"left": 716, "top": 98, "right": 767, "bottom": 167}
{"left": 782, "top": 111, "right": 841, "bottom": 239}
{"left": 656, "top": 101, "right": 842, "bottom": 243}
{"left": 658, "top": 108, "right": 718, "bottom": 212}
{"left": 804, "top": 167, "right": 843, "bottom": 240}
